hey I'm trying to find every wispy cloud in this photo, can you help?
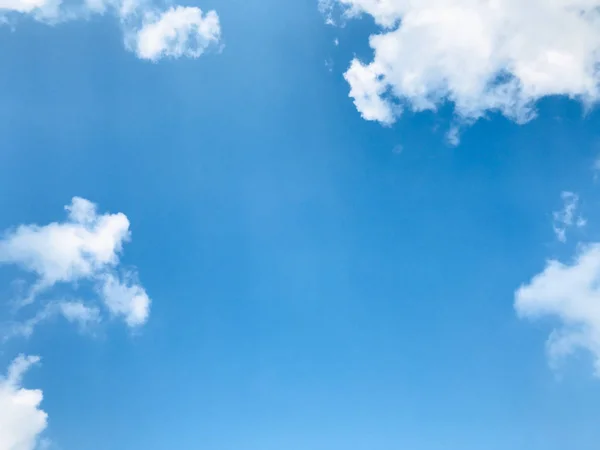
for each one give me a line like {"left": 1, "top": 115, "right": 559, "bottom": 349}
{"left": 4, "top": 301, "right": 101, "bottom": 340}
{"left": 552, "top": 191, "right": 586, "bottom": 243}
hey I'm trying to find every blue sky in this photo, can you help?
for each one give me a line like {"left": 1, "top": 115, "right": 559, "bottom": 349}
{"left": 2, "top": 1, "right": 600, "bottom": 449}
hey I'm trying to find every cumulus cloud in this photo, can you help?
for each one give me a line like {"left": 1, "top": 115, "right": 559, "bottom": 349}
{"left": 324, "top": 0, "right": 600, "bottom": 126}
{"left": 133, "top": 6, "right": 221, "bottom": 61}
{"left": 1, "top": 0, "right": 221, "bottom": 61}
{"left": 0, "top": 355, "right": 47, "bottom": 450}
{"left": 0, "top": 197, "right": 130, "bottom": 294}
{"left": 515, "top": 244, "right": 600, "bottom": 375}
{"left": 0, "top": 197, "right": 150, "bottom": 338}
{"left": 552, "top": 191, "right": 586, "bottom": 243}
{"left": 100, "top": 273, "right": 150, "bottom": 326}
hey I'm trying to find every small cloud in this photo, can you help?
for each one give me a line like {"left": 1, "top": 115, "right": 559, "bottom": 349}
{"left": 0, "top": 197, "right": 151, "bottom": 340}
{"left": 334, "top": 37, "right": 339, "bottom": 46}
{"left": 552, "top": 191, "right": 585, "bottom": 243}
{"left": 58, "top": 301, "right": 101, "bottom": 325}
{"left": 515, "top": 244, "right": 600, "bottom": 376}
{"left": 133, "top": 6, "right": 221, "bottom": 61}
{"left": 1, "top": 0, "right": 222, "bottom": 61}
{"left": 0, "top": 196, "right": 130, "bottom": 302}
{"left": 446, "top": 125, "right": 461, "bottom": 147}
{"left": 318, "top": 0, "right": 336, "bottom": 26}
{"left": 100, "top": 273, "right": 150, "bottom": 327}
{"left": 325, "top": 58, "right": 333, "bottom": 72}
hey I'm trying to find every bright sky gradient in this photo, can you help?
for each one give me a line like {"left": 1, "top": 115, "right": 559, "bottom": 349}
{"left": 2, "top": 0, "right": 600, "bottom": 449}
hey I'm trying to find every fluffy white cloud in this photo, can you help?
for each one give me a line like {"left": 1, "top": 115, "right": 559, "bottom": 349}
{"left": 100, "top": 274, "right": 150, "bottom": 327}
{"left": 134, "top": 6, "right": 221, "bottom": 61}
{"left": 0, "top": 355, "right": 47, "bottom": 450}
{"left": 1, "top": 0, "right": 221, "bottom": 61}
{"left": 0, "top": 197, "right": 150, "bottom": 337}
{"left": 553, "top": 191, "right": 586, "bottom": 243}
{"left": 324, "top": 0, "right": 600, "bottom": 126}
{"left": 515, "top": 244, "right": 600, "bottom": 375}
{"left": 0, "top": 197, "right": 130, "bottom": 292}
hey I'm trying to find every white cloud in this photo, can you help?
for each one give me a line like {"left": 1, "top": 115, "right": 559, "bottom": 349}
{"left": 326, "top": 0, "right": 600, "bottom": 126}
{"left": 0, "top": 0, "right": 48, "bottom": 14}
{"left": 0, "top": 355, "right": 47, "bottom": 450}
{"left": 552, "top": 191, "right": 586, "bottom": 243}
{"left": 0, "top": 197, "right": 151, "bottom": 337}
{"left": 100, "top": 273, "right": 150, "bottom": 327}
{"left": 344, "top": 58, "right": 396, "bottom": 123}
{"left": 0, "top": 197, "right": 130, "bottom": 293}
{"left": 58, "top": 301, "right": 101, "bottom": 325}
{"left": 1, "top": 0, "right": 221, "bottom": 61}
{"left": 515, "top": 243, "right": 600, "bottom": 375}
{"left": 133, "top": 6, "right": 221, "bottom": 61}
